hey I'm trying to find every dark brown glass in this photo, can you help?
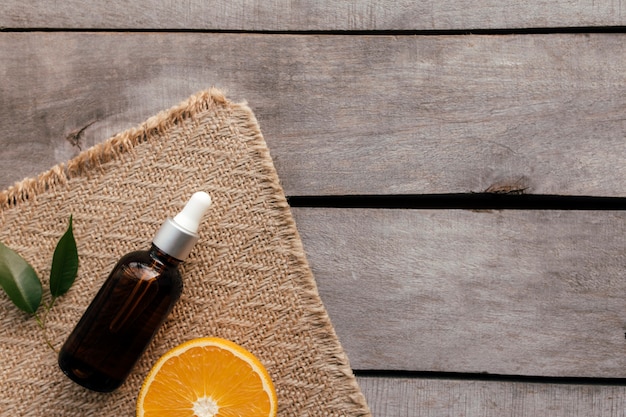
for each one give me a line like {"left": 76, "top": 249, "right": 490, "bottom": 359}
{"left": 58, "top": 245, "right": 183, "bottom": 392}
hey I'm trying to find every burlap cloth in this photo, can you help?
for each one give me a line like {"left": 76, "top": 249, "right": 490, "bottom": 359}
{"left": 0, "top": 89, "right": 371, "bottom": 416}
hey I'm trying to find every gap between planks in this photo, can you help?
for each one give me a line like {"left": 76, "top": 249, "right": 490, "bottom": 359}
{"left": 2, "top": 27, "right": 626, "bottom": 35}
{"left": 287, "top": 194, "right": 626, "bottom": 210}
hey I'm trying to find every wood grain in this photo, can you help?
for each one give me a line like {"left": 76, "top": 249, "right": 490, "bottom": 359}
{"left": 357, "top": 376, "right": 626, "bottom": 417}
{"left": 4, "top": 4, "right": 626, "bottom": 415}
{"left": 291, "top": 207, "right": 626, "bottom": 378}
{"left": 1, "top": 33, "right": 625, "bottom": 196}
{"left": 2, "top": 0, "right": 626, "bottom": 31}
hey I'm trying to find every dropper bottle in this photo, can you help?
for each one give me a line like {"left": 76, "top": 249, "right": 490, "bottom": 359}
{"left": 58, "top": 192, "right": 212, "bottom": 392}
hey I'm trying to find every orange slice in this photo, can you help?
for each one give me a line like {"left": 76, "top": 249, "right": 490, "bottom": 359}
{"left": 137, "top": 337, "right": 277, "bottom": 417}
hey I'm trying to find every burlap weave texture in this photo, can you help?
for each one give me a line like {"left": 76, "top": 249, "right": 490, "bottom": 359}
{"left": 0, "top": 89, "right": 371, "bottom": 416}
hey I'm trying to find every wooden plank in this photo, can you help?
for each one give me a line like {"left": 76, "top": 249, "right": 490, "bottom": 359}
{"left": 2, "top": 0, "right": 626, "bottom": 31}
{"left": 291, "top": 207, "right": 626, "bottom": 378}
{"left": 1, "top": 33, "right": 625, "bottom": 197}
{"left": 357, "top": 376, "right": 626, "bottom": 417}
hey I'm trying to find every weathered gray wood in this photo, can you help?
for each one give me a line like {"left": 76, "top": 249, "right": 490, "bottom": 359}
{"left": 357, "top": 376, "right": 626, "bottom": 417}
{"left": 1, "top": 33, "right": 625, "bottom": 197}
{"left": 2, "top": 0, "right": 626, "bottom": 30}
{"left": 291, "top": 207, "right": 626, "bottom": 378}
{"left": 4, "top": 7, "right": 626, "bottom": 416}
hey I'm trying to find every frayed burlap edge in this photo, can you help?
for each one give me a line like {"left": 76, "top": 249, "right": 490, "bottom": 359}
{"left": 1, "top": 88, "right": 227, "bottom": 209}
{"left": 0, "top": 88, "right": 372, "bottom": 415}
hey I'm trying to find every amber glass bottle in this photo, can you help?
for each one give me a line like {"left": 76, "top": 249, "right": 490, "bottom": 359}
{"left": 58, "top": 192, "right": 212, "bottom": 392}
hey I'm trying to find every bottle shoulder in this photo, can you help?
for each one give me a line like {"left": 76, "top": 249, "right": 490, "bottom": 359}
{"left": 114, "top": 250, "right": 182, "bottom": 283}
{"left": 117, "top": 250, "right": 151, "bottom": 263}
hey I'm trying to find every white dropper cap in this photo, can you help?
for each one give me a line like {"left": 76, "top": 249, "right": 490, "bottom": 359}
{"left": 152, "top": 192, "right": 212, "bottom": 261}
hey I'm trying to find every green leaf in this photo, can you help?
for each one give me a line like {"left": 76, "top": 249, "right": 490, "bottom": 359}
{"left": 49, "top": 215, "right": 79, "bottom": 298}
{"left": 0, "top": 241, "right": 42, "bottom": 314}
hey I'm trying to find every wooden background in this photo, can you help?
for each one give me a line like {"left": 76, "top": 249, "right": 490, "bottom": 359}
{"left": 1, "top": 2, "right": 626, "bottom": 416}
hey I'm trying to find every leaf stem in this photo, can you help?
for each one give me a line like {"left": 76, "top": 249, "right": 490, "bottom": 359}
{"left": 46, "top": 297, "right": 57, "bottom": 313}
{"left": 35, "top": 297, "right": 59, "bottom": 353}
{"left": 34, "top": 313, "right": 45, "bottom": 329}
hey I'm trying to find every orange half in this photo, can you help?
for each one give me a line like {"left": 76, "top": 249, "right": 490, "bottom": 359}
{"left": 137, "top": 337, "right": 277, "bottom": 417}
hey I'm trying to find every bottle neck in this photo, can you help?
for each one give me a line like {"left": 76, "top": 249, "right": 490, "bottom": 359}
{"left": 149, "top": 244, "right": 183, "bottom": 267}
{"left": 152, "top": 218, "right": 199, "bottom": 261}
